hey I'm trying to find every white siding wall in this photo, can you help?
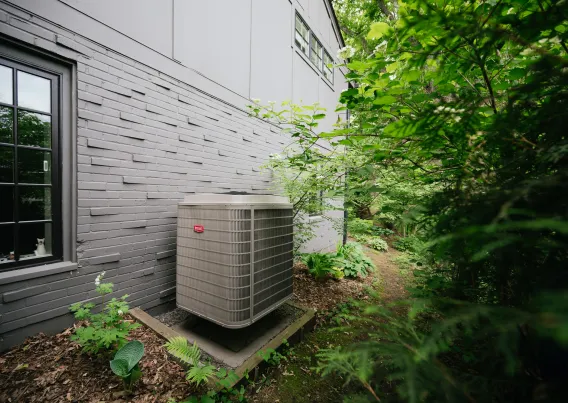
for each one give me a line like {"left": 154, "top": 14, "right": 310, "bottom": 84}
{"left": 249, "top": 0, "right": 293, "bottom": 103}
{"left": 174, "top": 0, "right": 252, "bottom": 98}
{"left": 59, "top": 0, "right": 174, "bottom": 57}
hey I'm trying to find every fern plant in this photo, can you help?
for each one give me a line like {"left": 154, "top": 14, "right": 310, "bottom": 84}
{"left": 165, "top": 337, "right": 216, "bottom": 387}
{"left": 314, "top": 298, "right": 560, "bottom": 402}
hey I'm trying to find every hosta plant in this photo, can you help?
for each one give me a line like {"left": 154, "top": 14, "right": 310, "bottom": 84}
{"left": 165, "top": 337, "right": 216, "bottom": 387}
{"left": 303, "top": 252, "right": 338, "bottom": 280}
{"left": 69, "top": 271, "right": 139, "bottom": 354}
{"left": 367, "top": 237, "right": 388, "bottom": 252}
{"left": 110, "top": 340, "right": 144, "bottom": 393}
{"left": 336, "top": 242, "right": 375, "bottom": 278}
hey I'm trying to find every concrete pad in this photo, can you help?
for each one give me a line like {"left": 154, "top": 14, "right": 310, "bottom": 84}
{"left": 130, "top": 302, "right": 316, "bottom": 391}
{"left": 172, "top": 305, "right": 300, "bottom": 368}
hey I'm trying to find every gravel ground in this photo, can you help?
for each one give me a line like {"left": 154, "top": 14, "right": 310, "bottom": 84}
{"left": 155, "top": 307, "right": 193, "bottom": 327}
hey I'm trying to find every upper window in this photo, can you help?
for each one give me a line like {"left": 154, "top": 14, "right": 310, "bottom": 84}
{"left": 323, "top": 51, "right": 334, "bottom": 82}
{"left": 310, "top": 34, "right": 323, "bottom": 71}
{"left": 295, "top": 14, "right": 309, "bottom": 55}
{"left": 294, "top": 12, "right": 334, "bottom": 83}
{"left": 0, "top": 58, "right": 61, "bottom": 271}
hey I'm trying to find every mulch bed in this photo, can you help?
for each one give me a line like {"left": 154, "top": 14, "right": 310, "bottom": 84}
{"left": 0, "top": 316, "right": 197, "bottom": 403}
{"left": 291, "top": 262, "right": 376, "bottom": 312}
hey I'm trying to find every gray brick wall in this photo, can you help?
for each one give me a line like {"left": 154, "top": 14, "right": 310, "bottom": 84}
{"left": 0, "top": 3, "right": 342, "bottom": 351}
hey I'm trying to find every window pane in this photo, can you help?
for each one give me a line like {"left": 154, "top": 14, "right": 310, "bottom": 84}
{"left": 295, "top": 15, "right": 308, "bottom": 39}
{"left": 18, "top": 221, "right": 52, "bottom": 260}
{"left": 17, "top": 148, "right": 51, "bottom": 184}
{"left": 0, "top": 146, "right": 13, "bottom": 183}
{"left": 0, "top": 223, "right": 14, "bottom": 264}
{"left": 0, "top": 186, "right": 14, "bottom": 222}
{"left": 19, "top": 186, "right": 51, "bottom": 221}
{"left": 0, "top": 65, "right": 13, "bottom": 104}
{"left": 17, "top": 71, "right": 51, "bottom": 113}
{"left": 295, "top": 34, "right": 308, "bottom": 54}
{"left": 18, "top": 111, "right": 51, "bottom": 148}
{"left": 0, "top": 106, "right": 13, "bottom": 144}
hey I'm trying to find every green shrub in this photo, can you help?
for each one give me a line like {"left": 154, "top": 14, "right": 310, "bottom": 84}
{"left": 336, "top": 242, "right": 375, "bottom": 278}
{"left": 367, "top": 237, "right": 388, "bottom": 252}
{"left": 110, "top": 340, "right": 144, "bottom": 393}
{"left": 165, "top": 337, "right": 216, "bottom": 387}
{"left": 303, "top": 252, "right": 337, "bottom": 280}
{"left": 370, "top": 226, "right": 395, "bottom": 237}
{"left": 348, "top": 218, "right": 374, "bottom": 234}
{"left": 351, "top": 233, "right": 370, "bottom": 244}
{"left": 392, "top": 235, "right": 424, "bottom": 253}
{"left": 69, "top": 271, "right": 139, "bottom": 355}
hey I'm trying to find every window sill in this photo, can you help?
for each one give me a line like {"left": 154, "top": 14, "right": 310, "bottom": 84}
{"left": 0, "top": 261, "right": 78, "bottom": 285}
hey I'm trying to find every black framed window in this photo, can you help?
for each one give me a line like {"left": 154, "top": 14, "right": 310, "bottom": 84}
{"left": 0, "top": 56, "right": 61, "bottom": 270}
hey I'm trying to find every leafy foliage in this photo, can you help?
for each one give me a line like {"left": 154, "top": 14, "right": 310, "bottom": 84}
{"left": 348, "top": 218, "right": 375, "bottom": 234}
{"left": 336, "top": 242, "right": 376, "bottom": 278}
{"left": 248, "top": 101, "right": 343, "bottom": 253}
{"left": 164, "top": 337, "right": 215, "bottom": 387}
{"left": 69, "top": 271, "right": 138, "bottom": 354}
{"left": 109, "top": 340, "right": 144, "bottom": 393}
{"left": 392, "top": 235, "right": 424, "bottom": 253}
{"left": 302, "top": 252, "right": 339, "bottom": 280}
{"left": 257, "top": 347, "right": 287, "bottom": 366}
{"left": 261, "top": 0, "right": 568, "bottom": 400}
{"left": 366, "top": 237, "right": 388, "bottom": 252}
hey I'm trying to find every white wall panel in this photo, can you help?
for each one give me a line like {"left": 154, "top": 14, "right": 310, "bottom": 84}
{"left": 318, "top": 79, "right": 338, "bottom": 132}
{"left": 308, "top": 0, "right": 330, "bottom": 46}
{"left": 59, "top": 0, "right": 173, "bottom": 57}
{"left": 292, "top": 53, "right": 319, "bottom": 105}
{"left": 250, "top": 0, "right": 292, "bottom": 103}
{"left": 173, "top": 0, "right": 252, "bottom": 98}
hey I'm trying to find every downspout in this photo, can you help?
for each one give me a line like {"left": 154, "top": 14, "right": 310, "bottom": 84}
{"left": 342, "top": 108, "right": 350, "bottom": 245}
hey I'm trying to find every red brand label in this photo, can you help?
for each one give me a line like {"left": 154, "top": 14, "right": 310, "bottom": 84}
{"left": 193, "top": 225, "right": 204, "bottom": 233}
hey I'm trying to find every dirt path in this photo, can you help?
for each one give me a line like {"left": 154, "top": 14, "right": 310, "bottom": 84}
{"left": 249, "top": 248, "right": 408, "bottom": 403}
{"left": 366, "top": 247, "right": 407, "bottom": 303}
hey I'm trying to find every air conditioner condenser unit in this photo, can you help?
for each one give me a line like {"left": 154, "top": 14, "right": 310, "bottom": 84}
{"left": 176, "top": 194, "right": 294, "bottom": 328}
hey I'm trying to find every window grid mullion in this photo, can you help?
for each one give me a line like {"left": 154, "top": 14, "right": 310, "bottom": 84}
{"left": 12, "top": 67, "right": 19, "bottom": 262}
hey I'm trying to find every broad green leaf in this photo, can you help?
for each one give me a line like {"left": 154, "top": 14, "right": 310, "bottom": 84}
{"left": 403, "top": 70, "right": 421, "bottom": 81}
{"left": 110, "top": 358, "right": 130, "bottom": 378}
{"left": 373, "top": 95, "right": 397, "bottom": 105}
{"left": 508, "top": 68, "right": 526, "bottom": 80}
{"left": 114, "top": 340, "right": 144, "bottom": 372}
{"left": 367, "top": 22, "right": 390, "bottom": 39}
{"left": 386, "top": 62, "right": 399, "bottom": 73}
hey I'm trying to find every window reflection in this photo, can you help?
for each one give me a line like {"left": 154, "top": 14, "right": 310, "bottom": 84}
{"left": 0, "top": 146, "right": 13, "bottom": 183}
{"left": 17, "top": 148, "right": 51, "bottom": 184}
{"left": 0, "top": 65, "right": 12, "bottom": 104}
{"left": 0, "top": 186, "right": 14, "bottom": 222}
{"left": 0, "top": 223, "right": 14, "bottom": 264}
{"left": 18, "top": 111, "right": 51, "bottom": 148}
{"left": 17, "top": 71, "right": 51, "bottom": 113}
{"left": 0, "top": 106, "right": 13, "bottom": 144}
{"left": 19, "top": 186, "right": 51, "bottom": 221}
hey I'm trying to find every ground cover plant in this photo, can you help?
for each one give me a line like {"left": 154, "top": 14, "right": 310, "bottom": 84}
{"left": 69, "top": 271, "right": 139, "bottom": 355}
